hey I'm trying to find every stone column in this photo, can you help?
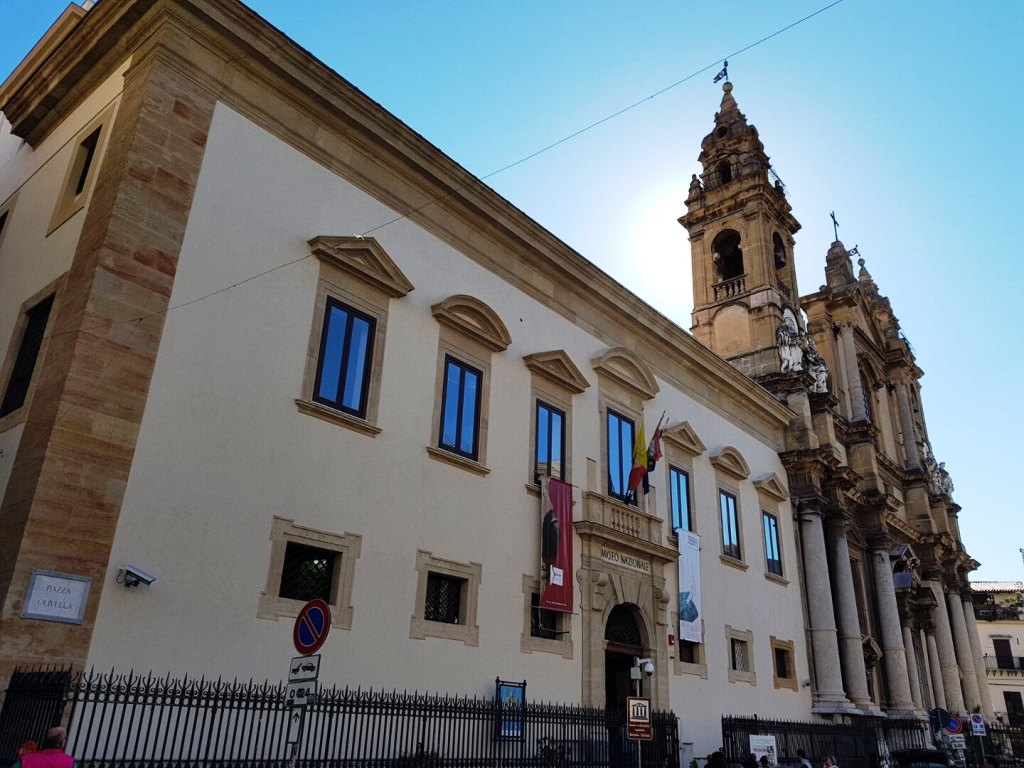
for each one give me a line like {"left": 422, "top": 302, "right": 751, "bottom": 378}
{"left": 948, "top": 591, "right": 981, "bottom": 712}
{"left": 826, "top": 519, "right": 873, "bottom": 709}
{"left": 929, "top": 581, "right": 965, "bottom": 712}
{"left": 926, "top": 629, "right": 946, "bottom": 710}
{"left": 895, "top": 380, "right": 921, "bottom": 470}
{"left": 902, "top": 623, "right": 924, "bottom": 709}
{"left": 962, "top": 596, "right": 995, "bottom": 718}
{"left": 871, "top": 544, "right": 916, "bottom": 712}
{"left": 840, "top": 323, "right": 867, "bottom": 422}
{"left": 799, "top": 505, "right": 851, "bottom": 710}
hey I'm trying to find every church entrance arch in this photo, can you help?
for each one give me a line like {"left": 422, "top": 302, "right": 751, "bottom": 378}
{"left": 604, "top": 604, "right": 645, "bottom": 713}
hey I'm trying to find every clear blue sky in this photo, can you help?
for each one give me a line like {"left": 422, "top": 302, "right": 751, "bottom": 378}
{"left": 3, "top": 1, "right": 1022, "bottom": 580}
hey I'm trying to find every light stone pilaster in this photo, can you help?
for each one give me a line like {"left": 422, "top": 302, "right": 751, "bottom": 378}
{"left": 962, "top": 597, "right": 995, "bottom": 718}
{"left": 947, "top": 591, "right": 981, "bottom": 712}
{"left": 826, "top": 521, "right": 872, "bottom": 709}
{"left": 926, "top": 629, "right": 946, "bottom": 710}
{"left": 840, "top": 323, "right": 867, "bottom": 422}
{"left": 902, "top": 623, "right": 924, "bottom": 709}
{"left": 871, "top": 546, "right": 916, "bottom": 712}
{"left": 800, "top": 505, "right": 851, "bottom": 710}
{"left": 930, "top": 581, "right": 965, "bottom": 712}
{"left": 895, "top": 380, "right": 921, "bottom": 470}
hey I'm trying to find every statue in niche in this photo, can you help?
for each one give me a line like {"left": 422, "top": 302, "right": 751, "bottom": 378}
{"left": 776, "top": 316, "right": 803, "bottom": 372}
{"left": 801, "top": 336, "right": 828, "bottom": 393}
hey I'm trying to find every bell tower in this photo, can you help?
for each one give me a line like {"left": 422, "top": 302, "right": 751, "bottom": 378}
{"left": 679, "top": 81, "right": 802, "bottom": 378}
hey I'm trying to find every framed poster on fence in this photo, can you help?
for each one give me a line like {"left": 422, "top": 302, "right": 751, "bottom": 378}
{"left": 494, "top": 678, "right": 526, "bottom": 740}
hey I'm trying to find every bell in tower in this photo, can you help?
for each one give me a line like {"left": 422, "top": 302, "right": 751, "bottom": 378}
{"left": 679, "top": 81, "right": 802, "bottom": 379}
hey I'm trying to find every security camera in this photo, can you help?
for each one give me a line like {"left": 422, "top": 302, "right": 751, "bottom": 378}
{"left": 118, "top": 564, "right": 156, "bottom": 588}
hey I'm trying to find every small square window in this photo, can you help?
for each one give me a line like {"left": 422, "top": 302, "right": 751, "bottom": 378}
{"left": 438, "top": 356, "right": 482, "bottom": 460}
{"left": 530, "top": 592, "right": 560, "bottom": 640}
{"left": 731, "top": 638, "right": 749, "bottom": 672}
{"left": 670, "top": 466, "right": 691, "bottom": 531}
{"left": 278, "top": 543, "right": 336, "bottom": 603}
{"left": 774, "top": 647, "right": 790, "bottom": 679}
{"left": 313, "top": 298, "right": 375, "bottom": 417}
{"left": 607, "top": 409, "right": 636, "bottom": 504}
{"left": 425, "top": 572, "right": 465, "bottom": 624}
{"left": 534, "top": 401, "right": 565, "bottom": 482}
{"left": 0, "top": 294, "right": 55, "bottom": 418}
{"left": 719, "top": 490, "right": 741, "bottom": 560}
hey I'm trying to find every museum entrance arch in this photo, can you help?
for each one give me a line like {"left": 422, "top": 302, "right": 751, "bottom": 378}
{"left": 604, "top": 603, "right": 645, "bottom": 712}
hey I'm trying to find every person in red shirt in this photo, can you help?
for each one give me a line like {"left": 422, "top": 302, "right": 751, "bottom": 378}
{"left": 13, "top": 727, "right": 73, "bottom": 768}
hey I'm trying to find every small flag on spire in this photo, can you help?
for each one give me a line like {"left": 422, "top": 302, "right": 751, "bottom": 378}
{"left": 713, "top": 61, "right": 729, "bottom": 83}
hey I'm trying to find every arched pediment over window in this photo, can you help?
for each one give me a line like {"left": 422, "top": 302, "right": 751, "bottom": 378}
{"left": 709, "top": 446, "right": 751, "bottom": 480}
{"left": 661, "top": 421, "right": 706, "bottom": 457}
{"left": 591, "top": 347, "right": 659, "bottom": 401}
{"left": 523, "top": 350, "right": 590, "bottom": 394}
{"left": 431, "top": 294, "right": 511, "bottom": 352}
{"left": 753, "top": 472, "right": 789, "bottom": 502}
{"left": 307, "top": 235, "right": 414, "bottom": 298}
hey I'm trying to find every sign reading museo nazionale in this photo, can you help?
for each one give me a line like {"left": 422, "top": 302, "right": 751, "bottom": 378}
{"left": 22, "top": 569, "right": 91, "bottom": 624}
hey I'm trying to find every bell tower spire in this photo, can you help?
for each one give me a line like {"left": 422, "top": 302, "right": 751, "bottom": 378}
{"left": 679, "top": 82, "right": 802, "bottom": 377}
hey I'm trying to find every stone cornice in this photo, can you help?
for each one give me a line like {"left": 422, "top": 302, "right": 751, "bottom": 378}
{"left": 0, "top": 0, "right": 795, "bottom": 448}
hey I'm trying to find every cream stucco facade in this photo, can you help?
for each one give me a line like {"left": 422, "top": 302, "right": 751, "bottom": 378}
{"left": 0, "top": 0, "right": 990, "bottom": 762}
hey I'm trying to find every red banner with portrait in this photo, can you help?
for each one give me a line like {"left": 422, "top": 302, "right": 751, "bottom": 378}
{"left": 539, "top": 477, "right": 573, "bottom": 613}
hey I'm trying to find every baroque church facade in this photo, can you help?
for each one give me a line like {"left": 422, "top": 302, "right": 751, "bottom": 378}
{"left": 0, "top": 0, "right": 989, "bottom": 758}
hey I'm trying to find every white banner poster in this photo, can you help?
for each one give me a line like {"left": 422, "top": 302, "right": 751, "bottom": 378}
{"left": 677, "top": 530, "right": 701, "bottom": 643}
{"left": 750, "top": 735, "right": 778, "bottom": 767}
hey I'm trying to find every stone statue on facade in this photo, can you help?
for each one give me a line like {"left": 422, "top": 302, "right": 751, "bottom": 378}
{"left": 776, "top": 316, "right": 803, "bottom": 373}
{"left": 801, "top": 336, "right": 828, "bottom": 393}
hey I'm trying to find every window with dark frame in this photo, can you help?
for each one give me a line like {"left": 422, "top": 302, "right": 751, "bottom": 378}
{"left": 0, "top": 294, "right": 55, "bottom": 418}
{"left": 74, "top": 127, "right": 102, "bottom": 196}
{"left": 763, "top": 511, "right": 782, "bottom": 576}
{"left": 278, "top": 542, "right": 336, "bottom": 603}
{"left": 606, "top": 409, "right": 635, "bottom": 503}
{"left": 670, "top": 466, "right": 692, "bottom": 531}
{"left": 313, "top": 297, "right": 375, "bottom": 418}
{"left": 425, "top": 572, "right": 464, "bottom": 624}
{"left": 534, "top": 401, "right": 565, "bottom": 482}
{"left": 530, "top": 592, "right": 559, "bottom": 640}
{"left": 438, "top": 356, "right": 482, "bottom": 460}
{"left": 774, "top": 646, "right": 791, "bottom": 679}
{"left": 720, "top": 490, "right": 741, "bottom": 560}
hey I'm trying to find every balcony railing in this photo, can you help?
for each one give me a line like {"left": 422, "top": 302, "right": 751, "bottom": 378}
{"left": 984, "top": 655, "right": 1024, "bottom": 672}
{"left": 713, "top": 275, "right": 746, "bottom": 300}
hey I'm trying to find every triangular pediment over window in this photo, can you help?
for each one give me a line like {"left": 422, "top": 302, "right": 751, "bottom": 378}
{"left": 431, "top": 294, "right": 511, "bottom": 352}
{"left": 591, "top": 347, "right": 659, "bottom": 401}
{"left": 661, "top": 421, "right": 706, "bottom": 457}
{"left": 308, "top": 236, "right": 414, "bottom": 298}
{"left": 523, "top": 350, "right": 590, "bottom": 394}
{"left": 709, "top": 446, "right": 751, "bottom": 480}
{"left": 753, "top": 472, "right": 789, "bottom": 501}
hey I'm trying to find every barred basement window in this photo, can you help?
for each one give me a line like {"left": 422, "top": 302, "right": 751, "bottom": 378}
{"left": 530, "top": 592, "right": 558, "bottom": 640}
{"left": 278, "top": 543, "right": 336, "bottom": 603}
{"left": 425, "top": 573, "right": 464, "bottom": 624}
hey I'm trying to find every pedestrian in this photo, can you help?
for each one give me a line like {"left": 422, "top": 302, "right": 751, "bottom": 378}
{"left": 797, "top": 750, "right": 812, "bottom": 768}
{"left": 12, "top": 727, "right": 74, "bottom": 768}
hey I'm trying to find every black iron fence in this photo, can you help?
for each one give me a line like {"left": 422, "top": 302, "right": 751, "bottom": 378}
{"left": 1, "top": 668, "right": 678, "bottom": 768}
{"left": 722, "top": 715, "right": 929, "bottom": 768}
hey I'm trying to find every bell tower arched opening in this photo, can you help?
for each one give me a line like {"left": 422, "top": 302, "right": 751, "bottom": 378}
{"left": 712, "top": 229, "right": 744, "bottom": 281}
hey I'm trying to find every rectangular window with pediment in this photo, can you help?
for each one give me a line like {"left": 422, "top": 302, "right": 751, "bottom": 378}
{"left": 312, "top": 298, "right": 375, "bottom": 418}
{"left": 439, "top": 356, "right": 482, "bottom": 460}
{"left": 534, "top": 401, "right": 565, "bottom": 482}
{"left": 720, "top": 490, "right": 740, "bottom": 560}
{"left": 607, "top": 409, "right": 635, "bottom": 503}
{"left": 670, "top": 466, "right": 691, "bottom": 531}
